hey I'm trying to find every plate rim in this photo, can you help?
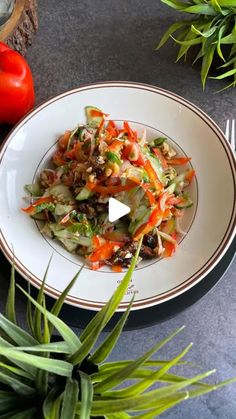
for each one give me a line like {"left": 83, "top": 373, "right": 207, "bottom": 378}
{"left": 0, "top": 81, "right": 235, "bottom": 311}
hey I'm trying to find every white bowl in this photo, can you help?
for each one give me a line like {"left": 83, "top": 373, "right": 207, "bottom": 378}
{"left": 0, "top": 82, "right": 235, "bottom": 311}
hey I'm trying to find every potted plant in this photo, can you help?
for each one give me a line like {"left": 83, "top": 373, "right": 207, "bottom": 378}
{"left": 157, "top": 0, "right": 236, "bottom": 90}
{"left": 0, "top": 244, "right": 235, "bottom": 418}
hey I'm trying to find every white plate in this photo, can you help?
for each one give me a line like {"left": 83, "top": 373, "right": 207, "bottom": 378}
{"left": 0, "top": 82, "right": 235, "bottom": 311}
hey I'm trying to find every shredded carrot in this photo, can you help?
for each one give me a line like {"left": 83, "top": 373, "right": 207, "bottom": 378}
{"left": 144, "top": 160, "right": 164, "bottom": 192}
{"left": 112, "top": 265, "right": 123, "bottom": 273}
{"left": 167, "top": 157, "right": 191, "bottom": 165}
{"left": 153, "top": 148, "right": 168, "bottom": 170}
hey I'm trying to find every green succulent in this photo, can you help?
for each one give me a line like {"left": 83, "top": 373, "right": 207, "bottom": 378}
{"left": 0, "top": 243, "right": 235, "bottom": 418}
{"left": 157, "top": 0, "right": 236, "bottom": 90}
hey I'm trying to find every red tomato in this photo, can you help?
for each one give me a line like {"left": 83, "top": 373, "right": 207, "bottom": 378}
{"left": 0, "top": 42, "right": 35, "bottom": 124}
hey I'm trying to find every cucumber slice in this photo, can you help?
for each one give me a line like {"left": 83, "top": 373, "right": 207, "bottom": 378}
{"left": 25, "top": 182, "right": 43, "bottom": 197}
{"left": 142, "top": 147, "right": 165, "bottom": 182}
{"left": 49, "top": 184, "right": 74, "bottom": 202}
{"left": 54, "top": 204, "right": 74, "bottom": 216}
{"left": 76, "top": 187, "right": 94, "bottom": 201}
{"left": 31, "top": 212, "right": 47, "bottom": 221}
{"left": 175, "top": 195, "right": 193, "bottom": 209}
{"left": 85, "top": 106, "right": 104, "bottom": 127}
{"left": 128, "top": 206, "right": 151, "bottom": 235}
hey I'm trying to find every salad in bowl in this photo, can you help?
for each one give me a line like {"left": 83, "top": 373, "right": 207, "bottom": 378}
{"left": 23, "top": 106, "right": 195, "bottom": 271}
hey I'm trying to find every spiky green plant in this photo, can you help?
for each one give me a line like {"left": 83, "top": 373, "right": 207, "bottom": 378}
{"left": 157, "top": 0, "right": 236, "bottom": 90}
{"left": 0, "top": 244, "right": 235, "bottom": 418}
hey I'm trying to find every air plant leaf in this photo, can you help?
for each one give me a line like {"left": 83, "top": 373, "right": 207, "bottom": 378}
{"left": 60, "top": 378, "right": 79, "bottom": 419}
{"left": 0, "top": 347, "right": 72, "bottom": 377}
{"left": 1, "top": 249, "right": 236, "bottom": 418}
{"left": 0, "top": 370, "right": 35, "bottom": 397}
{"left": 49, "top": 265, "right": 84, "bottom": 333}
{"left": 211, "top": 67, "right": 236, "bottom": 78}
{"left": 191, "top": 24, "right": 217, "bottom": 37}
{"left": 156, "top": 20, "right": 192, "bottom": 49}
{"left": 89, "top": 298, "right": 133, "bottom": 365}
{"left": 16, "top": 284, "right": 81, "bottom": 352}
{"left": 0, "top": 337, "right": 36, "bottom": 378}
{"left": 43, "top": 387, "right": 62, "bottom": 419}
{"left": 106, "top": 414, "right": 131, "bottom": 419}
{"left": 182, "top": 5, "right": 218, "bottom": 15}
{"left": 129, "top": 394, "right": 188, "bottom": 418}
{"left": 0, "top": 407, "right": 38, "bottom": 419}
{"left": 0, "top": 390, "right": 25, "bottom": 415}
{"left": 26, "top": 282, "right": 34, "bottom": 335}
{"left": 93, "top": 326, "right": 185, "bottom": 394}
{"left": 80, "top": 370, "right": 216, "bottom": 416}
{"left": 161, "top": 0, "right": 190, "bottom": 11}
{"left": 78, "top": 372, "right": 93, "bottom": 419}
{"left": 0, "top": 362, "right": 32, "bottom": 380}
{"left": 0, "top": 314, "right": 37, "bottom": 347}
{"left": 217, "top": 25, "right": 227, "bottom": 61}
{"left": 158, "top": 0, "right": 236, "bottom": 89}
{"left": 102, "top": 343, "right": 193, "bottom": 399}
{"left": 5, "top": 263, "right": 16, "bottom": 325}
{"left": 33, "top": 255, "right": 52, "bottom": 342}
{"left": 14, "top": 341, "right": 71, "bottom": 353}
{"left": 201, "top": 44, "right": 217, "bottom": 88}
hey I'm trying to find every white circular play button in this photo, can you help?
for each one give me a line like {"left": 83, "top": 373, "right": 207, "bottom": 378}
{"left": 108, "top": 197, "right": 131, "bottom": 223}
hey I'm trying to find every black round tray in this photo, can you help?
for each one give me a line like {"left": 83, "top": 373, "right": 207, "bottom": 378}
{"left": 0, "top": 236, "right": 235, "bottom": 330}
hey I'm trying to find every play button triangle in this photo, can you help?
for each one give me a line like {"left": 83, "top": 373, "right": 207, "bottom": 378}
{"left": 108, "top": 197, "right": 131, "bottom": 223}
